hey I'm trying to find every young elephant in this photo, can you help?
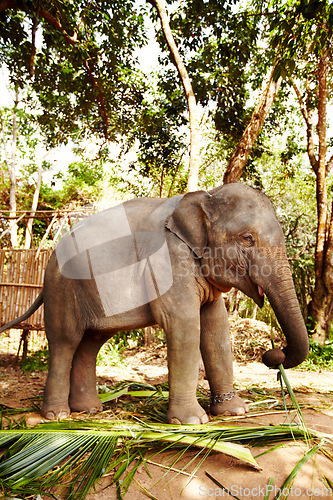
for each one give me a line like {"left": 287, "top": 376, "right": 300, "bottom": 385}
{"left": 0, "top": 183, "right": 309, "bottom": 424}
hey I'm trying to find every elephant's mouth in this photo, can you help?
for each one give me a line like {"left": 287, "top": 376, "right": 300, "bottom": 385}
{"left": 243, "top": 275, "right": 265, "bottom": 308}
{"left": 206, "top": 269, "right": 265, "bottom": 307}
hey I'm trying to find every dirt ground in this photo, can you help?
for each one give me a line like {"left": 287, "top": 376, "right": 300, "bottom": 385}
{"left": 0, "top": 327, "right": 333, "bottom": 500}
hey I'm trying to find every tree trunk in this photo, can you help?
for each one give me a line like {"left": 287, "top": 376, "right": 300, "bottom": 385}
{"left": 24, "top": 160, "right": 43, "bottom": 249}
{"left": 224, "top": 288, "right": 241, "bottom": 316}
{"left": 144, "top": 327, "right": 153, "bottom": 347}
{"left": 8, "top": 90, "right": 19, "bottom": 248}
{"left": 310, "top": 49, "right": 331, "bottom": 344}
{"left": 324, "top": 200, "right": 333, "bottom": 293}
{"left": 308, "top": 282, "right": 332, "bottom": 344}
{"left": 149, "top": 0, "right": 200, "bottom": 192}
{"left": 297, "top": 46, "right": 333, "bottom": 344}
{"left": 314, "top": 49, "right": 328, "bottom": 283}
{"left": 223, "top": 64, "right": 282, "bottom": 184}
{"left": 291, "top": 77, "right": 318, "bottom": 171}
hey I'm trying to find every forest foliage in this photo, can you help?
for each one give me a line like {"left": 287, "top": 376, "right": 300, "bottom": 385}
{"left": 0, "top": 0, "right": 333, "bottom": 340}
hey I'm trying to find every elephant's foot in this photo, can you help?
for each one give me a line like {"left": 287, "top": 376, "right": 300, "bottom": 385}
{"left": 41, "top": 401, "right": 71, "bottom": 420}
{"left": 167, "top": 400, "right": 209, "bottom": 425}
{"left": 210, "top": 392, "right": 249, "bottom": 416}
{"left": 69, "top": 395, "right": 103, "bottom": 414}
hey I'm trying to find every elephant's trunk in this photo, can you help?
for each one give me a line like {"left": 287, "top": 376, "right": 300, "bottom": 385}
{"left": 260, "top": 261, "right": 309, "bottom": 369}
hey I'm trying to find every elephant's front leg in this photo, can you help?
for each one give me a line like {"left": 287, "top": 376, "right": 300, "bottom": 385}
{"left": 200, "top": 297, "right": 248, "bottom": 416}
{"left": 157, "top": 304, "right": 209, "bottom": 424}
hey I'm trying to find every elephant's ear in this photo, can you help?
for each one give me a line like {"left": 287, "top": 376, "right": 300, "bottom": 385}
{"left": 166, "top": 191, "right": 213, "bottom": 258}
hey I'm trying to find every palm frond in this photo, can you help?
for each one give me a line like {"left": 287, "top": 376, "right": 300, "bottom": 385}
{"left": 0, "top": 368, "right": 332, "bottom": 500}
{"left": 0, "top": 418, "right": 330, "bottom": 499}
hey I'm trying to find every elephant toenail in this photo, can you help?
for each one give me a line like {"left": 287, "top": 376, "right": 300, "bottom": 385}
{"left": 169, "top": 417, "right": 182, "bottom": 425}
{"left": 58, "top": 411, "right": 70, "bottom": 419}
{"left": 45, "top": 411, "right": 56, "bottom": 420}
{"left": 201, "top": 414, "right": 209, "bottom": 423}
{"left": 187, "top": 417, "right": 201, "bottom": 424}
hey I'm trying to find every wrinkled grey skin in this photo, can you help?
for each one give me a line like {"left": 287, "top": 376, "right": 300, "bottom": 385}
{"left": 0, "top": 183, "right": 309, "bottom": 424}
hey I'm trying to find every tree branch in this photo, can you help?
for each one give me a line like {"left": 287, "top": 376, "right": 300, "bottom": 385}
{"left": 83, "top": 59, "right": 109, "bottom": 140}
{"left": 38, "top": 6, "right": 78, "bottom": 46}
{"left": 0, "top": 1, "right": 78, "bottom": 46}
{"left": 0, "top": 0, "right": 18, "bottom": 11}
{"left": 29, "top": 17, "right": 38, "bottom": 77}
{"left": 326, "top": 153, "right": 333, "bottom": 174}
{"left": 223, "top": 62, "right": 282, "bottom": 184}
{"left": 291, "top": 77, "right": 318, "bottom": 173}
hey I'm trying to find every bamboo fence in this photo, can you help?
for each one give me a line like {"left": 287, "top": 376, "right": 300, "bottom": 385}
{"left": 0, "top": 207, "right": 93, "bottom": 332}
{"left": 0, "top": 249, "right": 52, "bottom": 330}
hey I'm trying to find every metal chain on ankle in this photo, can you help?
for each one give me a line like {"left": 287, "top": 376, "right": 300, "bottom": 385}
{"left": 210, "top": 390, "right": 237, "bottom": 406}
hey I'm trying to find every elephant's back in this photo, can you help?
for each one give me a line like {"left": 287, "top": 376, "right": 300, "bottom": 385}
{"left": 49, "top": 195, "right": 183, "bottom": 283}
{"left": 123, "top": 195, "right": 183, "bottom": 231}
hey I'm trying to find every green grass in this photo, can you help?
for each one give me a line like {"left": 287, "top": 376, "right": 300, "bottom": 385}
{"left": 297, "top": 340, "right": 333, "bottom": 371}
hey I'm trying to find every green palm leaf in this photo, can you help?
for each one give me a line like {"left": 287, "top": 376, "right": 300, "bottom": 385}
{"left": 0, "top": 370, "right": 332, "bottom": 500}
{"left": 0, "top": 419, "right": 330, "bottom": 499}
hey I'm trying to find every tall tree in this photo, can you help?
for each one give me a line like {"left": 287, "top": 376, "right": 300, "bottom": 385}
{"left": 148, "top": 0, "right": 200, "bottom": 191}
{"left": 24, "top": 159, "right": 43, "bottom": 249}
{"left": 268, "top": 0, "right": 333, "bottom": 342}
{"left": 152, "top": 0, "right": 273, "bottom": 186}
{"left": 292, "top": 48, "right": 333, "bottom": 343}
{"left": 0, "top": 89, "right": 19, "bottom": 247}
{"left": 0, "top": 1, "right": 149, "bottom": 246}
{"left": 0, "top": 1, "right": 148, "bottom": 145}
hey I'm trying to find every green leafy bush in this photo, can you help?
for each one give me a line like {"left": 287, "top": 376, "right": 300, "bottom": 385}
{"left": 20, "top": 348, "right": 49, "bottom": 373}
{"left": 298, "top": 340, "right": 333, "bottom": 371}
{"left": 97, "top": 341, "right": 126, "bottom": 369}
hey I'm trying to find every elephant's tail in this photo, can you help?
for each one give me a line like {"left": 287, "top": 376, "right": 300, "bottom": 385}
{"left": 0, "top": 291, "right": 44, "bottom": 334}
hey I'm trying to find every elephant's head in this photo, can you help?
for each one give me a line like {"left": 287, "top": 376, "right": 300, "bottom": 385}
{"left": 166, "top": 183, "right": 309, "bottom": 369}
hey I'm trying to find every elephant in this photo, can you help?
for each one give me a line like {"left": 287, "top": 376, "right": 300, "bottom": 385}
{"left": 0, "top": 183, "right": 309, "bottom": 424}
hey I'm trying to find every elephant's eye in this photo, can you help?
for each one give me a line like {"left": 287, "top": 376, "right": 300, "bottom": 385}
{"left": 242, "top": 234, "right": 255, "bottom": 246}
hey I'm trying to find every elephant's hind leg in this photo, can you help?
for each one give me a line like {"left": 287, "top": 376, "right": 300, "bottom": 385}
{"left": 68, "top": 332, "right": 106, "bottom": 414}
{"left": 42, "top": 334, "right": 83, "bottom": 420}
